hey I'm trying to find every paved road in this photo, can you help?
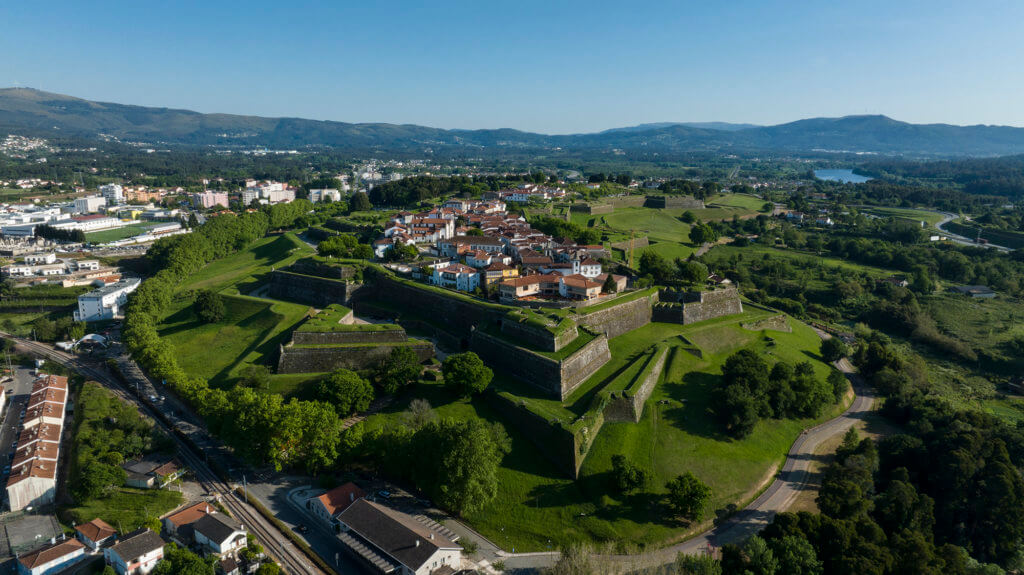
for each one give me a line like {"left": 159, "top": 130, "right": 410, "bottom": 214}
{"left": 933, "top": 211, "right": 1012, "bottom": 252}
{"left": 1, "top": 334, "right": 327, "bottom": 575}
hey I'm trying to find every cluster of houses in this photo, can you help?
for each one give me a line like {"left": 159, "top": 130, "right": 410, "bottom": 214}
{"left": 5, "top": 375, "right": 68, "bottom": 512}
{"left": 375, "top": 195, "right": 626, "bottom": 303}
{"left": 17, "top": 500, "right": 259, "bottom": 575}
{"left": 305, "top": 482, "right": 463, "bottom": 575}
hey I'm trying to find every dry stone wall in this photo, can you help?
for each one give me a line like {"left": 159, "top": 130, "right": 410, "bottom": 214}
{"left": 644, "top": 195, "right": 705, "bottom": 209}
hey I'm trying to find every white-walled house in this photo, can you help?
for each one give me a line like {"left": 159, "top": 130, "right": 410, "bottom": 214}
{"left": 192, "top": 513, "right": 247, "bottom": 557}
{"left": 104, "top": 528, "right": 165, "bottom": 575}
{"left": 17, "top": 538, "right": 86, "bottom": 575}
{"left": 431, "top": 263, "right": 480, "bottom": 292}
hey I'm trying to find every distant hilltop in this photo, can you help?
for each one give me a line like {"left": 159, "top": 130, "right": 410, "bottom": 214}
{"left": 3, "top": 87, "right": 1024, "bottom": 157}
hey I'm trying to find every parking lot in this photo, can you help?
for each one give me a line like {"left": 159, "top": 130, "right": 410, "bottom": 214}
{"left": 0, "top": 365, "right": 36, "bottom": 497}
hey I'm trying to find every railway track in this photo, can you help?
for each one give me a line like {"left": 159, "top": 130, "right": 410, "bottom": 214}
{"left": 3, "top": 335, "right": 325, "bottom": 575}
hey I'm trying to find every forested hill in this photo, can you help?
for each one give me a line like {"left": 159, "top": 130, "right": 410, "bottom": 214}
{"left": 4, "top": 88, "right": 1024, "bottom": 157}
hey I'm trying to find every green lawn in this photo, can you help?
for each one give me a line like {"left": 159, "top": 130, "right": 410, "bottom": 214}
{"left": 181, "top": 233, "right": 314, "bottom": 294}
{"left": 65, "top": 488, "right": 182, "bottom": 532}
{"left": 84, "top": 223, "right": 158, "bottom": 244}
{"left": 706, "top": 193, "right": 767, "bottom": 211}
{"left": 157, "top": 233, "right": 316, "bottom": 387}
{"left": 159, "top": 294, "right": 311, "bottom": 387}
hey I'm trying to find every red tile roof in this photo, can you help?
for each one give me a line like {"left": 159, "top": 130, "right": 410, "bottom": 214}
{"left": 315, "top": 482, "right": 367, "bottom": 517}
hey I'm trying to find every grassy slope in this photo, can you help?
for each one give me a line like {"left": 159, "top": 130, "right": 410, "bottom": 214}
{"left": 367, "top": 311, "right": 844, "bottom": 552}
{"left": 157, "top": 233, "right": 315, "bottom": 387}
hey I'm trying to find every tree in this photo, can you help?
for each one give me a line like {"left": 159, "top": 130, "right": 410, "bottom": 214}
{"left": 411, "top": 418, "right": 511, "bottom": 515}
{"left": 350, "top": 192, "right": 372, "bottom": 211}
{"left": 769, "top": 535, "right": 823, "bottom": 575}
{"left": 677, "top": 259, "right": 708, "bottom": 284}
{"left": 442, "top": 352, "right": 493, "bottom": 397}
{"left": 610, "top": 454, "right": 648, "bottom": 493}
{"left": 102, "top": 566, "right": 118, "bottom": 575}
{"left": 689, "top": 223, "right": 718, "bottom": 245}
{"left": 403, "top": 398, "right": 437, "bottom": 429}
{"left": 680, "top": 210, "right": 697, "bottom": 224}
{"left": 238, "top": 364, "right": 271, "bottom": 390}
{"left": 666, "top": 472, "right": 712, "bottom": 521}
{"left": 255, "top": 564, "right": 281, "bottom": 575}
{"left": 602, "top": 273, "right": 618, "bottom": 293}
{"left": 676, "top": 554, "right": 722, "bottom": 575}
{"left": 194, "top": 289, "right": 225, "bottom": 323}
{"left": 820, "top": 337, "right": 848, "bottom": 363}
{"left": 639, "top": 249, "right": 674, "bottom": 282}
{"left": 378, "top": 346, "right": 422, "bottom": 395}
{"left": 828, "top": 369, "right": 848, "bottom": 402}
{"left": 317, "top": 369, "right": 374, "bottom": 416}
{"left": 74, "top": 458, "right": 126, "bottom": 500}
{"left": 153, "top": 544, "right": 214, "bottom": 575}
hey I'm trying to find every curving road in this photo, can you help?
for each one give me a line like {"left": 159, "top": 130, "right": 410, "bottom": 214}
{"left": 934, "top": 211, "right": 1012, "bottom": 252}
{"left": 499, "top": 354, "right": 874, "bottom": 571}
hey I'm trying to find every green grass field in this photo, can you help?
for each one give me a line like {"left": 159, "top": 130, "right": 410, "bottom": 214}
{"left": 157, "top": 233, "right": 315, "bottom": 387}
{"left": 858, "top": 206, "right": 945, "bottom": 226}
{"left": 366, "top": 310, "right": 845, "bottom": 552}
{"left": 84, "top": 223, "right": 158, "bottom": 244}
{"left": 705, "top": 193, "right": 767, "bottom": 211}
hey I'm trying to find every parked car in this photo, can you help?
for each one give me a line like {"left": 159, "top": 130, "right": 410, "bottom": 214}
{"left": 377, "top": 490, "right": 392, "bottom": 499}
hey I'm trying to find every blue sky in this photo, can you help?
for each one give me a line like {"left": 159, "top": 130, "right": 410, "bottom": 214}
{"left": 3, "top": 1, "right": 1022, "bottom": 133}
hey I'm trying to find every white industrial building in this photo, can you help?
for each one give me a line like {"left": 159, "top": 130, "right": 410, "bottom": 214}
{"left": 309, "top": 188, "right": 341, "bottom": 203}
{"left": 74, "top": 278, "right": 141, "bottom": 322}
{"left": 73, "top": 196, "right": 107, "bottom": 214}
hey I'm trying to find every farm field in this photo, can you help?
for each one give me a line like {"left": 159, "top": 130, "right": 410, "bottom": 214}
{"left": 84, "top": 223, "right": 158, "bottom": 244}
{"left": 858, "top": 206, "right": 945, "bottom": 226}
{"left": 364, "top": 310, "right": 848, "bottom": 552}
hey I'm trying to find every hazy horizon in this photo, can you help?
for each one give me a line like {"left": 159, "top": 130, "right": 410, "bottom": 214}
{"left": 5, "top": 1, "right": 1024, "bottom": 133}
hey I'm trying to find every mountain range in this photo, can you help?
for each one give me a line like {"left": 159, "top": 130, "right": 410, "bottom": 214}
{"left": 3, "top": 88, "right": 1024, "bottom": 158}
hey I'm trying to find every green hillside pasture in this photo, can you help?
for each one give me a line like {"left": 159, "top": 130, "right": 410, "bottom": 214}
{"left": 859, "top": 206, "right": 945, "bottom": 227}
{"left": 158, "top": 294, "right": 310, "bottom": 387}
{"left": 180, "top": 232, "right": 313, "bottom": 294}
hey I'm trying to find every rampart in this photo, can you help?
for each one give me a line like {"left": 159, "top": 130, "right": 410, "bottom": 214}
{"left": 470, "top": 330, "right": 610, "bottom": 400}
{"left": 570, "top": 203, "right": 614, "bottom": 215}
{"left": 682, "top": 287, "right": 743, "bottom": 324}
{"left": 277, "top": 341, "right": 433, "bottom": 373}
{"left": 499, "top": 317, "right": 578, "bottom": 352}
{"left": 291, "top": 329, "right": 406, "bottom": 346}
{"left": 484, "top": 393, "right": 589, "bottom": 477}
{"left": 608, "top": 236, "right": 650, "bottom": 251}
{"left": 644, "top": 195, "right": 705, "bottom": 209}
{"left": 604, "top": 346, "right": 669, "bottom": 423}
{"left": 576, "top": 292, "right": 657, "bottom": 339}
{"left": 269, "top": 270, "right": 361, "bottom": 307}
